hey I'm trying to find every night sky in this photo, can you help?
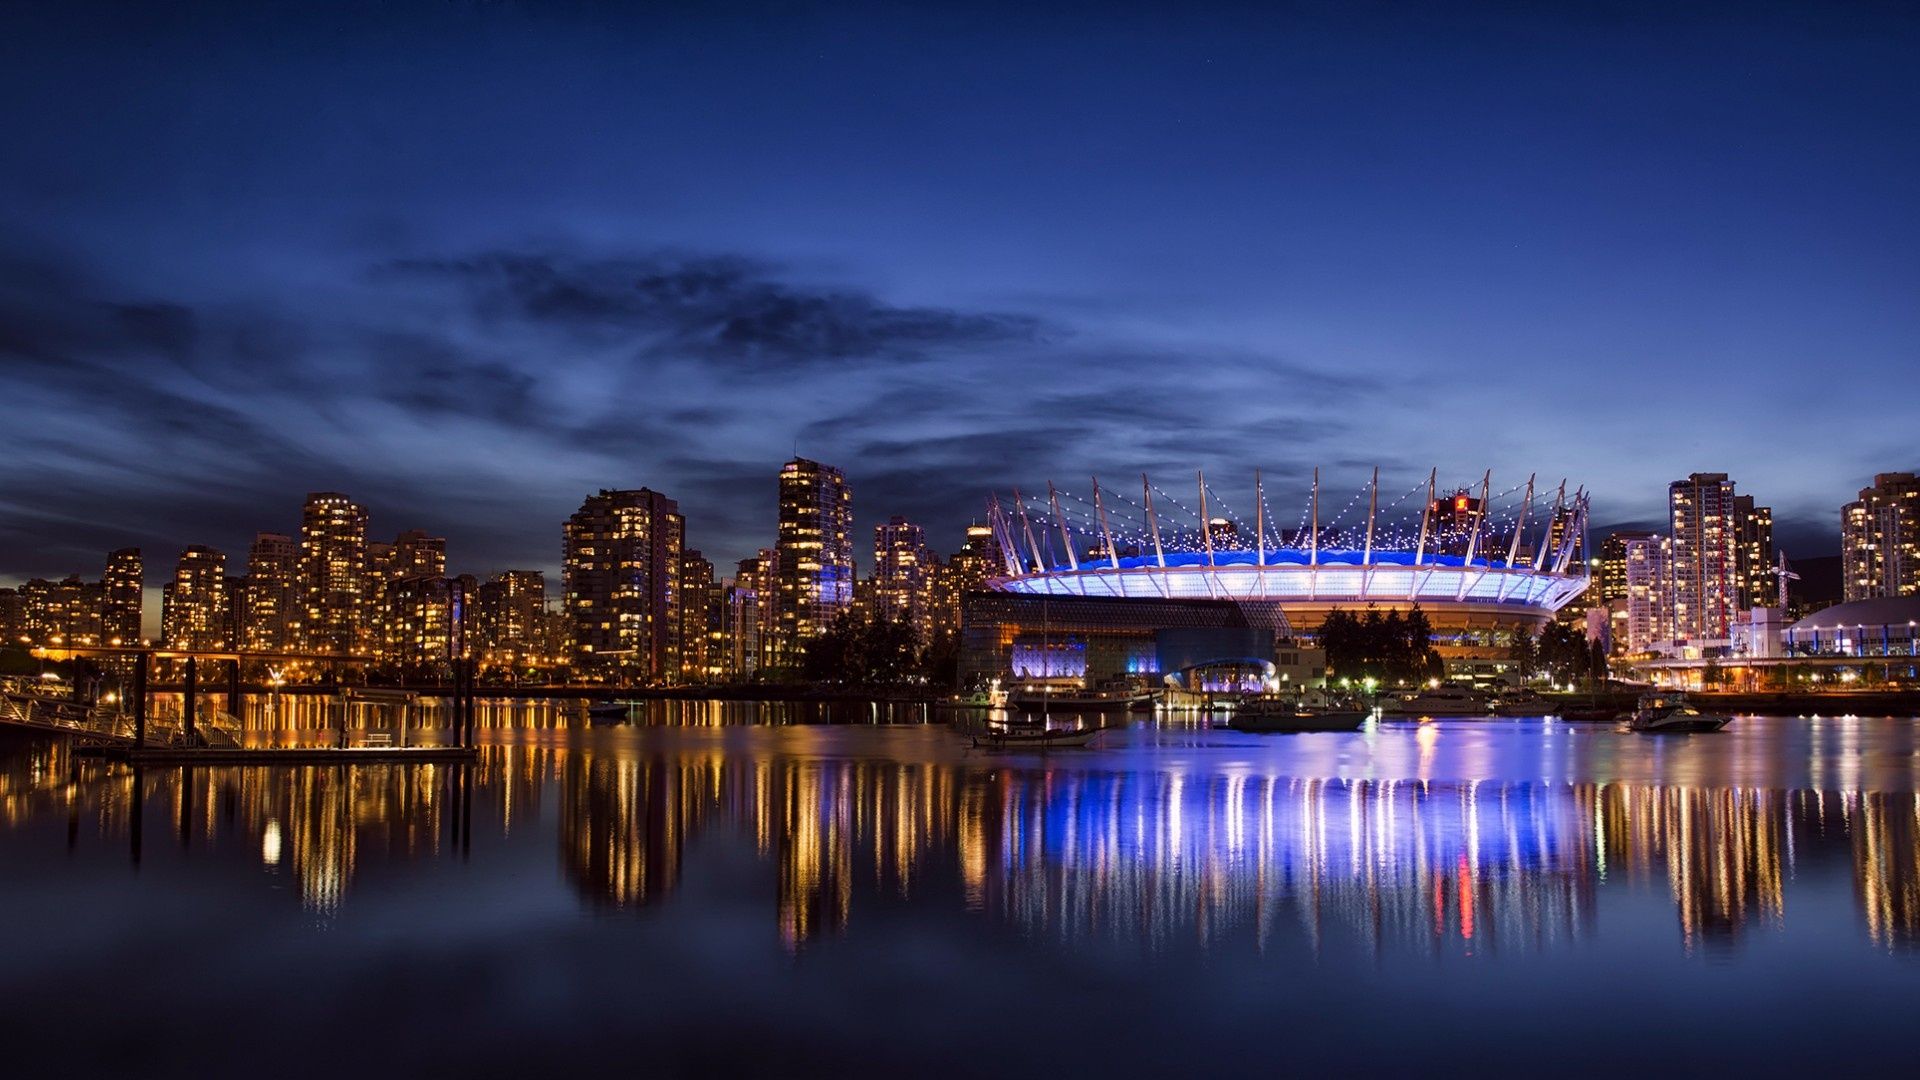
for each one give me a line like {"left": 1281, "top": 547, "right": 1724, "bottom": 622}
{"left": 3, "top": 2, "right": 1915, "bottom": 597}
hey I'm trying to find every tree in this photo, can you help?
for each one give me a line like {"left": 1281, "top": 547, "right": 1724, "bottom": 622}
{"left": 1317, "top": 604, "right": 1443, "bottom": 685}
{"left": 802, "top": 611, "right": 923, "bottom": 687}
{"left": 1537, "top": 622, "right": 1592, "bottom": 685}
{"left": 1509, "top": 626, "right": 1539, "bottom": 682}
{"left": 1586, "top": 639, "right": 1609, "bottom": 688}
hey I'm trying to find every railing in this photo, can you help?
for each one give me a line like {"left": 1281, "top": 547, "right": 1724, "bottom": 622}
{"left": 0, "top": 691, "right": 135, "bottom": 744}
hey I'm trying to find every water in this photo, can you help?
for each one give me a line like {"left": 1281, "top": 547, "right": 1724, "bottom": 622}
{"left": 3, "top": 705, "right": 1919, "bottom": 1074}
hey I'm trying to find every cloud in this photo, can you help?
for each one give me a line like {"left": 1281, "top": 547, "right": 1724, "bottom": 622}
{"left": 0, "top": 238, "right": 1385, "bottom": 583}
{"left": 385, "top": 251, "right": 1049, "bottom": 373}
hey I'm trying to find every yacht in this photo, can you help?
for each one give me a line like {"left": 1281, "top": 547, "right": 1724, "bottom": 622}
{"left": 1627, "top": 692, "right": 1732, "bottom": 733}
{"left": 1381, "top": 685, "right": 1493, "bottom": 717}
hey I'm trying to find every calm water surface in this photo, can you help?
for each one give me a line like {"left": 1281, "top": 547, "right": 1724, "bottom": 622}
{"left": 3, "top": 703, "right": 1920, "bottom": 1075}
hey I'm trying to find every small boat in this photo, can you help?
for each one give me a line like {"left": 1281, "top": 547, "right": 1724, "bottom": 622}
{"left": 1381, "top": 686, "right": 1494, "bottom": 717}
{"left": 944, "top": 679, "right": 1012, "bottom": 709}
{"left": 587, "top": 700, "right": 632, "bottom": 725}
{"left": 1626, "top": 692, "right": 1731, "bottom": 733}
{"left": 971, "top": 724, "right": 1104, "bottom": 749}
{"left": 1227, "top": 700, "right": 1370, "bottom": 733}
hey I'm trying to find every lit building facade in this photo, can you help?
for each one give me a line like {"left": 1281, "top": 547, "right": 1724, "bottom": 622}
{"left": 973, "top": 469, "right": 1591, "bottom": 685}
{"left": 726, "top": 553, "right": 773, "bottom": 679}
{"left": 102, "top": 547, "right": 143, "bottom": 646}
{"left": 563, "top": 488, "right": 684, "bottom": 681}
{"left": 678, "top": 550, "right": 722, "bottom": 682}
{"left": 366, "top": 529, "right": 447, "bottom": 650}
{"left": 1667, "top": 473, "right": 1741, "bottom": 642}
{"left": 475, "top": 570, "right": 548, "bottom": 672}
{"left": 387, "top": 530, "right": 447, "bottom": 579}
{"left": 872, "top": 516, "right": 935, "bottom": 642}
{"left": 295, "top": 492, "right": 370, "bottom": 655}
{"left": 1623, "top": 533, "right": 1671, "bottom": 655}
{"left": 381, "top": 574, "right": 476, "bottom": 670}
{"left": 1732, "top": 494, "right": 1776, "bottom": 611}
{"left": 1843, "top": 472, "right": 1920, "bottom": 603}
{"left": 161, "top": 545, "right": 229, "bottom": 651}
{"left": 0, "top": 588, "right": 21, "bottom": 645}
{"left": 242, "top": 532, "right": 297, "bottom": 651}
{"left": 774, "top": 458, "right": 852, "bottom": 666}
{"left": 930, "top": 523, "right": 1002, "bottom": 642}
{"left": 1590, "top": 531, "right": 1649, "bottom": 608}
{"left": 19, "top": 576, "right": 103, "bottom": 647}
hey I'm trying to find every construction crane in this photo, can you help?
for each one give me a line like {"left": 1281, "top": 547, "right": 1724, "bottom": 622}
{"left": 1768, "top": 551, "right": 1801, "bottom": 611}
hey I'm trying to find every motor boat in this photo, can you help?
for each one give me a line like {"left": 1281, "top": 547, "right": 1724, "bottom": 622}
{"left": 971, "top": 723, "right": 1105, "bottom": 749}
{"left": 1626, "top": 692, "right": 1731, "bottom": 733}
{"left": 1226, "top": 697, "right": 1370, "bottom": 733}
{"left": 1381, "top": 686, "right": 1493, "bottom": 717}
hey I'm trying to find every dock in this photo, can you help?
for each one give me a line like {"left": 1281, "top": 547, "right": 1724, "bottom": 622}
{"left": 9, "top": 643, "right": 487, "bottom": 766}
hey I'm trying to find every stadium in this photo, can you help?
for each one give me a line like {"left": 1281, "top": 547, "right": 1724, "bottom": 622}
{"left": 959, "top": 469, "right": 1592, "bottom": 690}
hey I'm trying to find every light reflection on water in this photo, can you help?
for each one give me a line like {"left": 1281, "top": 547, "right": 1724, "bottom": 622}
{"left": 3, "top": 707, "right": 1920, "bottom": 1071}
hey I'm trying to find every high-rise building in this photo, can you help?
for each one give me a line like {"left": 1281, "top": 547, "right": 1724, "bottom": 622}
{"left": 1667, "top": 473, "right": 1741, "bottom": 642}
{"left": 160, "top": 546, "right": 228, "bottom": 651}
{"left": 726, "top": 554, "right": 772, "bottom": 679}
{"left": 774, "top": 458, "right": 853, "bottom": 665}
{"left": 475, "top": 570, "right": 547, "bottom": 672}
{"left": 101, "top": 548, "right": 143, "bottom": 646}
{"left": 1590, "top": 531, "right": 1652, "bottom": 608}
{"left": 1842, "top": 472, "right": 1920, "bottom": 602}
{"left": 295, "top": 492, "right": 370, "bottom": 655}
{"left": 19, "top": 576, "right": 103, "bottom": 647}
{"left": 0, "top": 587, "right": 22, "bottom": 645}
{"left": 678, "top": 550, "right": 717, "bottom": 682}
{"left": 364, "top": 529, "right": 447, "bottom": 650}
{"left": 389, "top": 530, "right": 447, "bottom": 579}
{"left": 934, "top": 523, "right": 1004, "bottom": 640}
{"left": 1623, "top": 534, "right": 1672, "bottom": 655}
{"left": 872, "top": 516, "right": 935, "bottom": 643}
{"left": 1732, "top": 494, "right": 1776, "bottom": 611}
{"left": 381, "top": 574, "right": 475, "bottom": 669}
{"left": 242, "top": 533, "right": 297, "bottom": 651}
{"left": 563, "top": 488, "right": 684, "bottom": 680}
{"left": 1427, "top": 489, "right": 1485, "bottom": 557}
{"left": 224, "top": 575, "right": 248, "bottom": 650}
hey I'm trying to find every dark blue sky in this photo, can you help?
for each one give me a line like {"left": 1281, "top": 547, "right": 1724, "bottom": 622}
{"left": 2, "top": 1, "right": 1915, "bottom": 588}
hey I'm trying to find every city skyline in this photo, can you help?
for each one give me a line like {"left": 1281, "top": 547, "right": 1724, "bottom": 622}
{"left": 3, "top": 4, "right": 1917, "bottom": 587}
{"left": 0, "top": 458, "right": 1898, "bottom": 641}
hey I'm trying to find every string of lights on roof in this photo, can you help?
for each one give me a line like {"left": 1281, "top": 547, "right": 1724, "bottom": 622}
{"left": 982, "top": 468, "right": 1590, "bottom": 608}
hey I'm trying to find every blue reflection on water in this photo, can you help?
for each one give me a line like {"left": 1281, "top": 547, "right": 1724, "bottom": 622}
{"left": 1, "top": 711, "right": 1918, "bottom": 1073}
